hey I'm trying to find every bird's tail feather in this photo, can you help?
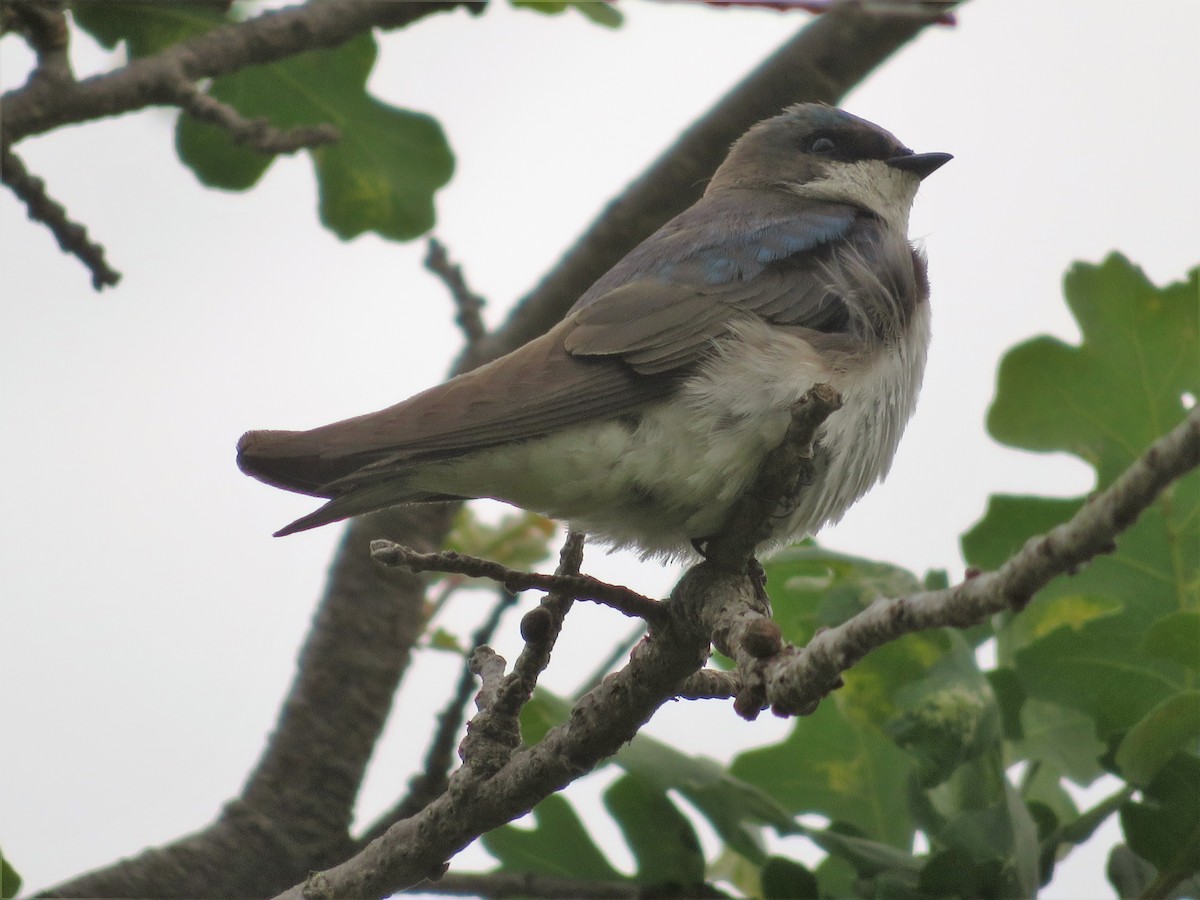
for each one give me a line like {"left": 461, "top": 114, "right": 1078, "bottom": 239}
{"left": 236, "top": 428, "right": 378, "bottom": 496}
{"left": 237, "top": 429, "right": 465, "bottom": 535}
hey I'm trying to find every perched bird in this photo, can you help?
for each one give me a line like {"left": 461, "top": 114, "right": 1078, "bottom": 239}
{"left": 237, "top": 103, "right": 950, "bottom": 558}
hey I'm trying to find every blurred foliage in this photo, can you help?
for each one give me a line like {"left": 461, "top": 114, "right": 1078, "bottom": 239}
{"left": 0, "top": 849, "right": 20, "bottom": 900}
{"left": 74, "top": 2, "right": 447, "bottom": 241}
{"left": 475, "top": 256, "right": 1200, "bottom": 897}
{"left": 69, "top": 0, "right": 623, "bottom": 244}
{"left": 511, "top": 0, "right": 624, "bottom": 27}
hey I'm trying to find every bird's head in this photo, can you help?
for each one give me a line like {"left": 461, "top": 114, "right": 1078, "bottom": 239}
{"left": 709, "top": 103, "right": 951, "bottom": 229}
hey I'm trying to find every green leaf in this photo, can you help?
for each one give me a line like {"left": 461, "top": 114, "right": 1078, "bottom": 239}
{"left": 986, "top": 668, "right": 1025, "bottom": 740}
{"left": 1141, "top": 611, "right": 1200, "bottom": 670}
{"left": 813, "top": 854, "right": 856, "bottom": 898}
{"left": 1107, "top": 843, "right": 1200, "bottom": 900}
{"left": 603, "top": 775, "right": 705, "bottom": 888}
{"left": 731, "top": 699, "right": 915, "bottom": 849}
{"left": 1117, "top": 692, "right": 1200, "bottom": 786}
{"left": 1119, "top": 753, "right": 1200, "bottom": 874}
{"left": 1014, "top": 620, "right": 1182, "bottom": 737}
{"left": 0, "top": 849, "right": 21, "bottom": 900}
{"left": 885, "top": 634, "right": 1000, "bottom": 788}
{"left": 482, "top": 793, "right": 625, "bottom": 881}
{"left": 966, "top": 258, "right": 1199, "bottom": 745}
{"left": 614, "top": 730, "right": 791, "bottom": 863}
{"left": 568, "top": 1, "right": 624, "bottom": 27}
{"left": 1020, "top": 766, "right": 1078, "bottom": 839}
{"left": 764, "top": 545, "right": 957, "bottom": 729}
{"left": 176, "top": 33, "right": 453, "bottom": 240}
{"left": 764, "top": 545, "right": 924, "bottom": 651}
{"left": 760, "top": 857, "right": 820, "bottom": 899}
{"left": 799, "top": 823, "right": 922, "bottom": 879}
{"left": 1013, "top": 699, "right": 1107, "bottom": 785}
{"left": 987, "top": 255, "right": 1198, "bottom": 485}
{"left": 426, "top": 627, "right": 465, "bottom": 653}
{"left": 1107, "top": 843, "right": 1156, "bottom": 897}
{"left": 444, "top": 507, "right": 556, "bottom": 574}
{"left": 72, "top": 1, "right": 225, "bottom": 57}
{"left": 922, "top": 768, "right": 1041, "bottom": 897}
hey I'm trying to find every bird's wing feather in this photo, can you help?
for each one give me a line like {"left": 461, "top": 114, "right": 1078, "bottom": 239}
{"left": 564, "top": 195, "right": 872, "bottom": 372}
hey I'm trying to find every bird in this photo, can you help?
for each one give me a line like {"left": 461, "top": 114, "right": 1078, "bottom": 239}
{"left": 237, "top": 103, "right": 950, "bottom": 559}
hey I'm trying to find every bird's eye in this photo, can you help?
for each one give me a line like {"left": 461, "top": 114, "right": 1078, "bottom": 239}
{"left": 809, "top": 137, "right": 836, "bottom": 155}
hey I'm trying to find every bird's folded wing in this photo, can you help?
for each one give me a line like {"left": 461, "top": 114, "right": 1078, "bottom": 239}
{"left": 564, "top": 196, "right": 874, "bottom": 373}
{"left": 239, "top": 196, "right": 876, "bottom": 492}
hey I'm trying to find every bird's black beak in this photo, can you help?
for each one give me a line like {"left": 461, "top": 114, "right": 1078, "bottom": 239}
{"left": 887, "top": 151, "right": 953, "bottom": 180}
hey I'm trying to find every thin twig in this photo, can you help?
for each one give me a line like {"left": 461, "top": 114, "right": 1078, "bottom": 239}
{"left": 358, "top": 588, "right": 520, "bottom": 845}
{"left": 5, "top": 0, "right": 73, "bottom": 85}
{"left": 0, "top": 145, "right": 120, "bottom": 289}
{"left": 370, "top": 540, "right": 666, "bottom": 624}
{"left": 675, "top": 668, "right": 741, "bottom": 701}
{"left": 171, "top": 80, "right": 341, "bottom": 154}
{"left": 3, "top": 1, "right": 481, "bottom": 143}
{"left": 426, "top": 237, "right": 488, "bottom": 347}
{"left": 456, "top": 532, "right": 586, "bottom": 775}
{"left": 498, "top": 531, "right": 585, "bottom": 708}
{"left": 469, "top": 647, "right": 508, "bottom": 710}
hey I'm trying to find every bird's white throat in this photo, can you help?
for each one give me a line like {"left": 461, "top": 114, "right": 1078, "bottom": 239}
{"left": 787, "top": 160, "right": 921, "bottom": 234}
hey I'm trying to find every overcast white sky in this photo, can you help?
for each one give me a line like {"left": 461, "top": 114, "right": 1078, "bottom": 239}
{"left": 3, "top": 1, "right": 1198, "bottom": 895}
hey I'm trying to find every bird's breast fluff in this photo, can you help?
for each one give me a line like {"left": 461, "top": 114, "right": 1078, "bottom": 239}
{"left": 236, "top": 103, "right": 950, "bottom": 557}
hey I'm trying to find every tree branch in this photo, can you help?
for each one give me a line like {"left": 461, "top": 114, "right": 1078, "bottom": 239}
{"left": 1, "top": 0, "right": 475, "bottom": 287}
{"left": 416, "top": 870, "right": 639, "bottom": 898}
{"left": 426, "top": 237, "right": 488, "bottom": 348}
{"left": 1, "top": 144, "right": 121, "bottom": 289}
{"left": 370, "top": 539, "right": 667, "bottom": 625}
{"left": 1, "top": 0, "right": 476, "bottom": 143}
{"left": 696, "top": 407, "right": 1200, "bottom": 718}
{"left": 358, "top": 588, "right": 519, "bottom": 846}
{"left": 170, "top": 80, "right": 341, "bottom": 154}
{"left": 273, "top": 567, "right": 713, "bottom": 900}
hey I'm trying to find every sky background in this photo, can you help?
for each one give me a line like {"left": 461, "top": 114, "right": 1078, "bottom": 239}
{"left": 2, "top": 0, "right": 1198, "bottom": 895}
